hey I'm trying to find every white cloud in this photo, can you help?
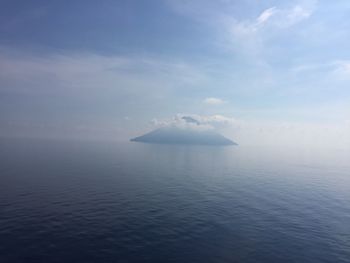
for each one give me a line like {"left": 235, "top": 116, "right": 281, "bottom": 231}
{"left": 168, "top": 0, "right": 317, "bottom": 39}
{"left": 256, "top": 7, "right": 277, "bottom": 26}
{"left": 203, "top": 97, "right": 227, "bottom": 105}
{"left": 222, "top": 1, "right": 317, "bottom": 59}
{"left": 285, "top": 5, "right": 313, "bottom": 25}
{"left": 151, "top": 114, "right": 236, "bottom": 131}
{"left": 231, "top": 2, "right": 316, "bottom": 37}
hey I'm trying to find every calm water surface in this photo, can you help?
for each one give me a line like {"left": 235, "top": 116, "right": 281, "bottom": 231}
{"left": 1, "top": 138, "right": 350, "bottom": 263}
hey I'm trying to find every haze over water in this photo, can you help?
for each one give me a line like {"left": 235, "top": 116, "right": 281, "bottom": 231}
{"left": 1, "top": 138, "right": 350, "bottom": 263}
{"left": 1, "top": 1, "right": 350, "bottom": 262}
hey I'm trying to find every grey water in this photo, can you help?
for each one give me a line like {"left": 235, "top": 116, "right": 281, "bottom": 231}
{"left": 1, "top": 138, "right": 350, "bottom": 263}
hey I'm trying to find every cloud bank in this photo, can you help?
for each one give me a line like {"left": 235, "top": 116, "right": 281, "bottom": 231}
{"left": 151, "top": 114, "right": 236, "bottom": 131}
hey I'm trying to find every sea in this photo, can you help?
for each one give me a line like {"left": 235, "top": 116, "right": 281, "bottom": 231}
{"left": 1, "top": 137, "right": 350, "bottom": 263}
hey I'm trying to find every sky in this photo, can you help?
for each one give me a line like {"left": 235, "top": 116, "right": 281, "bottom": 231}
{"left": 0, "top": 0, "right": 350, "bottom": 147}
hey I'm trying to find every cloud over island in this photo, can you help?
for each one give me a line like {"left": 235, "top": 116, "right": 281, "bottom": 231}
{"left": 151, "top": 114, "right": 236, "bottom": 131}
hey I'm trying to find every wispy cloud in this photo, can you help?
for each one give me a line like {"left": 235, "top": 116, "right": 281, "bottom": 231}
{"left": 230, "top": 1, "right": 317, "bottom": 38}
{"left": 168, "top": 0, "right": 317, "bottom": 61}
{"left": 0, "top": 48, "right": 206, "bottom": 95}
{"left": 332, "top": 60, "right": 350, "bottom": 79}
{"left": 256, "top": 7, "right": 277, "bottom": 26}
{"left": 3, "top": 0, "right": 350, "bottom": 144}
{"left": 0, "top": 47, "right": 212, "bottom": 139}
{"left": 291, "top": 59, "right": 350, "bottom": 81}
{"left": 203, "top": 97, "right": 227, "bottom": 105}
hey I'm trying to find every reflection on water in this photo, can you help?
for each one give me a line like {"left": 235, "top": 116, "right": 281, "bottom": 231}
{"left": 0, "top": 138, "right": 350, "bottom": 263}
